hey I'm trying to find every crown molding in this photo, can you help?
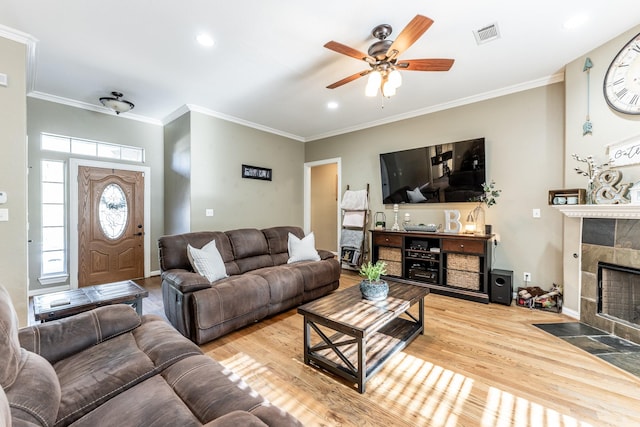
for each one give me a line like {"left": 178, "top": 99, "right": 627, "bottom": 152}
{"left": 304, "top": 72, "right": 566, "bottom": 142}
{"left": 177, "top": 104, "right": 305, "bottom": 142}
{"left": 0, "top": 24, "right": 38, "bottom": 92}
{"left": 28, "top": 91, "right": 163, "bottom": 126}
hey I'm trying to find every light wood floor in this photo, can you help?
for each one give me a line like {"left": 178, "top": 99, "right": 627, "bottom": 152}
{"left": 142, "top": 273, "right": 640, "bottom": 426}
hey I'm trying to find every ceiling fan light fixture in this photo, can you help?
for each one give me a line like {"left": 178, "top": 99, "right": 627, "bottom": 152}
{"left": 365, "top": 71, "right": 382, "bottom": 97}
{"left": 388, "top": 69, "right": 402, "bottom": 89}
{"left": 382, "top": 80, "right": 396, "bottom": 97}
{"left": 99, "top": 91, "right": 134, "bottom": 115}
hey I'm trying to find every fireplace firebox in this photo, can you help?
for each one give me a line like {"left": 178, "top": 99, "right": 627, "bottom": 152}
{"left": 597, "top": 262, "right": 640, "bottom": 328}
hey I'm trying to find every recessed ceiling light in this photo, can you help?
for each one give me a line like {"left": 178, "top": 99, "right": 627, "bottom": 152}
{"left": 327, "top": 101, "right": 339, "bottom": 109}
{"left": 563, "top": 14, "right": 588, "bottom": 30}
{"left": 197, "top": 33, "right": 215, "bottom": 47}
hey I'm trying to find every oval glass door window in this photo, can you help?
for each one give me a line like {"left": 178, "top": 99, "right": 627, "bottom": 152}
{"left": 99, "top": 183, "right": 128, "bottom": 239}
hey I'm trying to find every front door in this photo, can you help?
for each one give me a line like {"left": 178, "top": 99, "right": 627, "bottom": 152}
{"left": 77, "top": 166, "right": 145, "bottom": 287}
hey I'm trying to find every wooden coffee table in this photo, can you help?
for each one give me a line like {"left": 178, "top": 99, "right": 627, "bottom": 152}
{"left": 297, "top": 280, "right": 429, "bottom": 393}
{"left": 33, "top": 280, "right": 149, "bottom": 322}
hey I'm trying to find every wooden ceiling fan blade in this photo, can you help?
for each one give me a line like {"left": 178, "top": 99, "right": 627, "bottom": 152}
{"left": 387, "top": 15, "right": 434, "bottom": 59}
{"left": 396, "top": 58, "right": 454, "bottom": 71}
{"left": 324, "top": 41, "right": 374, "bottom": 63}
{"left": 326, "top": 70, "right": 371, "bottom": 89}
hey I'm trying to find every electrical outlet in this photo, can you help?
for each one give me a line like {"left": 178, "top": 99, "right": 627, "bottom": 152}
{"left": 523, "top": 272, "right": 531, "bottom": 282}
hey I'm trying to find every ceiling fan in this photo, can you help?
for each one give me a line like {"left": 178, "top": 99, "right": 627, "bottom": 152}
{"left": 324, "top": 15, "right": 454, "bottom": 97}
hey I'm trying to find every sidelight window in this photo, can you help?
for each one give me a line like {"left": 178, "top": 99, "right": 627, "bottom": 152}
{"left": 41, "top": 160, "right": 66, "bottom": 278}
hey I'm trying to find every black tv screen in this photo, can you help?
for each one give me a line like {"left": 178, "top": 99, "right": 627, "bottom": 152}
{"left": 380, "top": 138, "right": 486, "bottom": 204}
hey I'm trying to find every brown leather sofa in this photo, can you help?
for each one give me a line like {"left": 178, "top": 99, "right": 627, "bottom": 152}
{"left": 0, "top": 285, "right": 301, "bottom": 427}
{"left": 159, "top": 226, "right": 340, "bottom": 345}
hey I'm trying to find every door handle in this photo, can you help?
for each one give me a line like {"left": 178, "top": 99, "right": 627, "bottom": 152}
{"left": 134, "top": 232, "right": 144, "bottom": 236}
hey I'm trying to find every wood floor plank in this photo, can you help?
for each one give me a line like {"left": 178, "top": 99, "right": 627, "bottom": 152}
{"left": 138, "top": 272, "right": 640, "bottom": 426}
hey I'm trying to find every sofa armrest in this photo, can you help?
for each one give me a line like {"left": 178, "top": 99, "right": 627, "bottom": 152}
{"left": 317, "top": 249, "right": 336, "bottom": 260}
{"left": 162, "top": 269, "right": 212, "bottom": 293}
{"left": 18, "top": 304, "right": 141, "bottom": 364}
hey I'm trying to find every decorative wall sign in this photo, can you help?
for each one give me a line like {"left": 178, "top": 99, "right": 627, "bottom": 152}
{"left": 608, "top": 135, "right": 640, "bottom": 167}
{"left": 241, "top": 164, "right": 272, "bottom": 181}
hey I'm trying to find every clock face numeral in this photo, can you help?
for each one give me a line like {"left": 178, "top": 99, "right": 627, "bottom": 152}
{"left": 603, "top": 32, "right": 640, "bottom": 115}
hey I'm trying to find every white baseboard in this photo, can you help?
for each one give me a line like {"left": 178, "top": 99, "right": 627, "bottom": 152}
{"left": 561, "top": 306, "right": 580, "bottom": 319}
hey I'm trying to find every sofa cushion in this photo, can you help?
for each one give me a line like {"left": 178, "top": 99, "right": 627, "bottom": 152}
{"left": 159, "top": 231, "right": 238, "bottom": 275}
{"left": 262, "top": 226, "right": 304, "bottom": 257}
{"left": 191, "top": 276, "right": 270, "bottom": 330}
{"left": 248, "top": 266, "right": 304, "bottom": 305}
{"left": 226, "top": 229, "right": 273, "bottom": 273}
{"left": 187, "top": 240, "right": 228, "bottom": 282}
{"left": 287, "top": 232, "right": 320, "bottom": 263}
{"left": 19, "top": 304, "right": 142, "bottom": 365}
{"left": 53, "top": 331, "right": 157, "bottom": 426}
{"left": 0, "top": 285, "right": 21, "bottom": 389}
{"left": 162, "top": 355, "right": 302, "bottom": 426}
{"left": 5, "top": 351, "right": 61, "bottom": 427}
{"left": 68, "top": 375, "right": 202, "bottom": 427}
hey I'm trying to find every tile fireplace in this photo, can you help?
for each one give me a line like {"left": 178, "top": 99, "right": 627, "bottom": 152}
{"left": 581, "top": 218, "right": 640, "bottom": 345}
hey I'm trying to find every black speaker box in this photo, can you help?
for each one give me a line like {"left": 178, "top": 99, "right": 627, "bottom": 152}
{"left": 490, "top": 269, "right": 513, "bottom": 305}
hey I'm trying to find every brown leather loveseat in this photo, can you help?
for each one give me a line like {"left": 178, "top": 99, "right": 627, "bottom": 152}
{"left": 0, "top": 285, "right": 301, "bottom": 427}
{"left": 158, "top": 226, "right": 340, "bottom": 345}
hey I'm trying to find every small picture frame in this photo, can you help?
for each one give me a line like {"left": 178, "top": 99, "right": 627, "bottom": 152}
{"left": 241, "top": 164, "right": 272, "bottom": 181}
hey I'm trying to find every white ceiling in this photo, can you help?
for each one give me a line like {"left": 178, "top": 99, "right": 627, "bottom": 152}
{"left": 1, "top": 1, "right": 639, "bottom": 141}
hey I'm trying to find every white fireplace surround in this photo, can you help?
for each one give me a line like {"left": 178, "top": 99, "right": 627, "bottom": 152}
{"left": 554, "top": 204, "right": 640, "bottom": 219}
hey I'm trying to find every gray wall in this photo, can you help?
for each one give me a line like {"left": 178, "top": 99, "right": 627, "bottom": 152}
{"left": 26, "top": 98, "right": 165, "bottom": 291}
{"left": 0, "top": 36, "right": 28, "bottom": 325}
{"left": 163, "top": 113, "right": 191, "bottom": 235}
{"left": 561, "top": 24, "right": 640, "bottom": 313}
{"left": 306, "top": 83, "right": 566, "bottom": 292}
{"left": 186, "top": 111, "right": 304, "bottom": 231}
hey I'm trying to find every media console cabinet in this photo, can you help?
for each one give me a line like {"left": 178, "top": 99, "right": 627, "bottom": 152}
{"left": 370, "top": 229, "right": 493, "bottom": 303}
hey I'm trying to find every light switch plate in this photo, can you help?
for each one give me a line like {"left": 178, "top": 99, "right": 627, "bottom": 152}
{"left": 0, "top": 208, "right": 8, "bottom": 221}
{"left": 205, "top": 209, "right": 214, "bottom": 217}
{"left": 0, "top": 73, "right": 7, "bottom": 87}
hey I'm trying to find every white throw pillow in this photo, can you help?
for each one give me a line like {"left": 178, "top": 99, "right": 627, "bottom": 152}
{"left": 407, "top": 187, "right": 427, "bottom": 203}
{"left": 287, "top": 232, "right": 320, "bottom": 263}
{"left": 187, "top": 240, "right": 228, "bottom": 282}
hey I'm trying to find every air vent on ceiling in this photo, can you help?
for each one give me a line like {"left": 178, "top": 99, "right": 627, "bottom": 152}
{"left": 473, "top": 23, "right": 500, "bottom": 45}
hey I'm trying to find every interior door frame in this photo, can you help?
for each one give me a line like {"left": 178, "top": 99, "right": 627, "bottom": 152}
{"left": 69, "top": 158, "right": 151, "bottom": 289}
{"left": 304, "top": 157, "right": 341, "bottom": 253}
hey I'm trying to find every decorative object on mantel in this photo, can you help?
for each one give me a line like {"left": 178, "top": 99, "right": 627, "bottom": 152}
{"left": 582, "top": 57, "right": 593, "bottom": 136}
{"left": 467, "top": 180, "right": 501, "bottom": 235}
{"left": 607, "top": 134, "right": 640, "bottom": 167}
{"left": 593, "top": 169, "right": 630, "bottom": 204}
{"left": 548, "top": 189, "right": 585, "bottom": 205}
{"left": 629, "top": 183, "right": 640, "bottom": 205}
{"left": 358, "top": 260, "right": 388, "bottom": 301}
{"left": 572, "top": 153, "right": 608, "bottom": 204}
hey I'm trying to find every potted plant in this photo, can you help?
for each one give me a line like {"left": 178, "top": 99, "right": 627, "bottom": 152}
{"left": 358, "top": 260, "right": 389, "bottom": 301}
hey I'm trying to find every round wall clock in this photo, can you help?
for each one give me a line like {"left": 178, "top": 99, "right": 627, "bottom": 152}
{"left": 603, "top": 32, "right": 640, "bottom": 115}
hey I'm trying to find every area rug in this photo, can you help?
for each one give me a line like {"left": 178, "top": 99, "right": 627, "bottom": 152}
{"left": 533, "top": 322, "right": 640, "bottom": 378}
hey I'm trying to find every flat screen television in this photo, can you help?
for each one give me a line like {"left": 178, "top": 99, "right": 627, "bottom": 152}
{"left": 380, "top": 137, "right": 486, "bottom": 204}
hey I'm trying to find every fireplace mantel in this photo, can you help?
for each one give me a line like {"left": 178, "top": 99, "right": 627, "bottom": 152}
{"left": 554, "top": 204, "right": 640, "bottom": 219}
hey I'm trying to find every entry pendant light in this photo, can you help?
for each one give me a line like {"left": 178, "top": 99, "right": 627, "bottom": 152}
{"left": 99, "top": 91, "right": 135, "bottom": 115}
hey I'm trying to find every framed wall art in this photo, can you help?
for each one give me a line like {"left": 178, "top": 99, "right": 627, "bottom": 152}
{"left": 242, "top": 164, "right": 272, "bottom": 181}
